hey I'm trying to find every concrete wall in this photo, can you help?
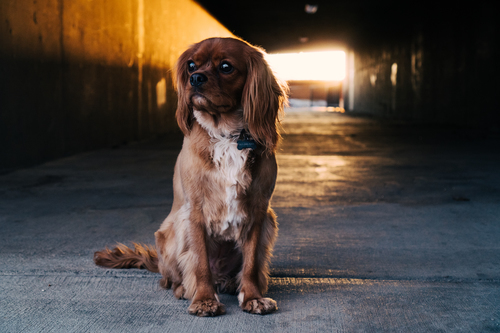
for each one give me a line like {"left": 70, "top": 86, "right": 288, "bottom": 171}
{"left": 0, "top": 0, "right": 232, "bottom": 172}
{"left": 347, "top": 4, "right": 499, "bottom": 127}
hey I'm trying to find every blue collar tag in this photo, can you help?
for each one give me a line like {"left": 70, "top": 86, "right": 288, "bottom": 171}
{"left": 237, "top": 129, "right": 257, "bottom": 150}
{"left": 237, "top": 140, "right": 257, "bottom": 150}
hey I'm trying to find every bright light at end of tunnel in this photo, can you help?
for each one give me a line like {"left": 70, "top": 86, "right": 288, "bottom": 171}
{"left": 266, "top": 51, "right": 346, "bottom": 81}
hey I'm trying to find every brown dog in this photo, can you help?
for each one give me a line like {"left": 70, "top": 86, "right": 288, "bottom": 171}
{"left": 94, "top": 37, "right": 288, "bottom": 316}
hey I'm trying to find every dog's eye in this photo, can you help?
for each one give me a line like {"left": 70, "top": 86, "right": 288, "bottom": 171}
{"left": 187, "top": 61, "right": 197, "bottom": 73}
{"left": 219, "top": 62, "right": 234, "bottom": 74}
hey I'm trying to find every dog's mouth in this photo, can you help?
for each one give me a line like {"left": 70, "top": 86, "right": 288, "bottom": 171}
{"left": 191, "top": 93, "right": 208, "bottom": 108}
{"left": 190, "top": 93, "right": 232, "bottom": 114}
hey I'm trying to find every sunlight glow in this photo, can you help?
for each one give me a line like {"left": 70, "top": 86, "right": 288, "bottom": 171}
{"left": 266, "top": 51, "right": 346, "bottom": 81}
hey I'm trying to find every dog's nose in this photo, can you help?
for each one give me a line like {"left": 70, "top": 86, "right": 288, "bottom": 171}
{"left": 190, "top": 73, "right": 207, "bottom": 87}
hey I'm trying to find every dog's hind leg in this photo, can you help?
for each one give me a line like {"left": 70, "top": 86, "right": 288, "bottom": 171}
{"left": 155, "top": 227, "right": 184, "bottom": 297}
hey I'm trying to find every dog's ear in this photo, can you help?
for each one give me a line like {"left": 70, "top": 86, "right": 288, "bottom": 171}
{"left": 242, "top": 50, "right": 288, "bottom": 153}
{"left": 174, "top": 48, "right": 193, "bottom": 135}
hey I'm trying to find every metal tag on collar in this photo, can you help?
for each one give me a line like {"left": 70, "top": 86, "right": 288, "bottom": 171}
{"left": 237, "top": 129, "right": 257, "bottom": 150}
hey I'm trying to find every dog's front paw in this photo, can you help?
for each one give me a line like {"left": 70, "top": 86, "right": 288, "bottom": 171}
{"left": 188, "top": 299, "right": 226, "bottom": 317}
{"left": 242, "top": 297, "right": 278, "bottom": 315}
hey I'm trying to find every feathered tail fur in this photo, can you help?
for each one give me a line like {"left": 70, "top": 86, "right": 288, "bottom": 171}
{"left": 94, "top": 243, "right": 159, "bottom": 273}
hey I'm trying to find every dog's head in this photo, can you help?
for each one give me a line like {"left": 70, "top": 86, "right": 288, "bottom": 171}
{"left": 174, "top": 37, "right": 288, "bottom": 153}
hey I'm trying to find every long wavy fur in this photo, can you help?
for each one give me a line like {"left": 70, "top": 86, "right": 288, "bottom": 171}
{"left": 93, "top": 243, "right": 159, "bottom": 273}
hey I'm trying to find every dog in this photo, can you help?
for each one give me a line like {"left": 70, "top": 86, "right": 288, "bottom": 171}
{"left": 94, "top": 37, "right": 288, "bottom": 317}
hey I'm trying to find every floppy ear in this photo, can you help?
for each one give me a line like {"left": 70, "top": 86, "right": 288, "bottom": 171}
{"left": 242, "top": 50, "right": 288, "bottom": 153}
{"left": 174, "top": 47, "right": 194, "bottom": 135}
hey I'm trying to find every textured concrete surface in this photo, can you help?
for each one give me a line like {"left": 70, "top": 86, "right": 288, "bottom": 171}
{"left": 1, "top": 110, "right": 500, "bottom": 332}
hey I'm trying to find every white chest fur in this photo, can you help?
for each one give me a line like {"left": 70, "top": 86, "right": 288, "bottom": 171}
{"left": 193, "top": 110, "right": 251, "bottom": 238}
{"left": 212, "top": 136, "right": 250, "bottom": 231}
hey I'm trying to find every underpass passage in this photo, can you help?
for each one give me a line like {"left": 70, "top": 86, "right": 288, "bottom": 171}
{"left": 2, "top": 1, "right": 498, "bottom": 174}
{"left": 1, "top": 0, "right": 499, "bottom": 330}
{"left": 1, "top": 110, "right": 499, "bottom": 332}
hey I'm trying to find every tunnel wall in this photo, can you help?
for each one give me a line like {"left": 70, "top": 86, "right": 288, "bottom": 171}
{"left": 0, "top": 0, "right": 233, "bottom": 172}
{"left": 348, "top": 5, "right": 499, "bottom": 127}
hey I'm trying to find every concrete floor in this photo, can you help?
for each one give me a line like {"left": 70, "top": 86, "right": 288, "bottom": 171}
{"left": 1, "top": 110, "right": 499, "bottom": 332}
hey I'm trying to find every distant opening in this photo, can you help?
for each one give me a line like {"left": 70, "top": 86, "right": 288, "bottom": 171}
{"left": 266, "top": 51, "right": 346, "bottom": 81}
{"left": 266, "top": 51, "right": 346, "bottom": 112}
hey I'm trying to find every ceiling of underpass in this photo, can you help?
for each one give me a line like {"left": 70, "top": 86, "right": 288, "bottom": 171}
{"left": 195, "top": 0, "right": 441, "bottom": 52}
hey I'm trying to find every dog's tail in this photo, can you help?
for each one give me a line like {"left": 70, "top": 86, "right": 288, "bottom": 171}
{"left": 94, "top": 242, "right": 159, "bottom": 273}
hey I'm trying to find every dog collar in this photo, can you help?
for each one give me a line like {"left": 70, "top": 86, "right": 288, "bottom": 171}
{"left": 237, "top": 129, "right": 257, "bottom": 150}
